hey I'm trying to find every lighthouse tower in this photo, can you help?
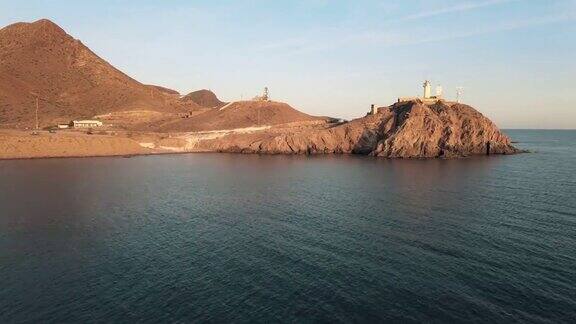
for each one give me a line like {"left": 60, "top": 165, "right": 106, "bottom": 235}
{"left": 423, "top": 80, "right": 432, "bottom": 99}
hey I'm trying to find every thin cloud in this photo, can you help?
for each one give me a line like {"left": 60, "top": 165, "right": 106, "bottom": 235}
{"left": 256, "top": 0, "right": 521, "bottom": 55}
{"left": 381, "top": 12, "right": 576, "bottom": 47}
{"left": 395, "top": 0, "right": 520, "bottom": 22}
{"left": 256, "top": 9, "right": 575, "bottom": 57}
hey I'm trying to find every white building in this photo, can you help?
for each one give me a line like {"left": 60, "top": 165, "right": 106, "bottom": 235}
{"left": 397, "top": 80, "right": 444, "bottom": 104}
{"left": 71, "top": 120, "right": 103, "bottom": 128}
{"left": 423, "top": 80, "right": 432, "bottom": 99}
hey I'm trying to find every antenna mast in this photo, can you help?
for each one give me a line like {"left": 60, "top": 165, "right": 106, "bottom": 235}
{"left": 30, "top": 92, "right": 40, "bottom": 131}
{"left": 35, "top": 96, "right": 39, "bottom": 130}
{"left": 456, "top": 87, "right": 464, "bottom": 103}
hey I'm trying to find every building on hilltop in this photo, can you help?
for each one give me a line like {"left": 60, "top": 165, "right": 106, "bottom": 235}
{"left": 253, "top": 87, "right": 270, "bottom": 102}
{"left": 370, "top": 80, "right": 447, "bottom": 115}
{"left": 423, "top": 80, "right": 432, "bottom": 99}
{"left": 368, "top": 104, "right": 378, "bottom": 115}
{"left": 398, "top": 80, "right": 444, "bottom": 104}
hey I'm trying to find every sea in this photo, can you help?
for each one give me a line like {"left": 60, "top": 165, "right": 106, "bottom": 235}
{"left": 0, "top": 130, "right": 575, "bottom": 323}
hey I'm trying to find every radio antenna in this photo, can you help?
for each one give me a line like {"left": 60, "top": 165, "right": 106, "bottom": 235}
{"left": 456, "top": 87, "right": 464, "bottom": 103}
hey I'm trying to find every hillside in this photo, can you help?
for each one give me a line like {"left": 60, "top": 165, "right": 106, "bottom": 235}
{"left": 0, "top": 19, "right": 326, "bottom": 132}
{"left": 0, "top": 19, "right": 185, "bottom": 128}
{"left": 181, "top": 89, "right": 225, "bottom": 108}
{"left": 156, "top": 100, "right": 324, "bottom": 132}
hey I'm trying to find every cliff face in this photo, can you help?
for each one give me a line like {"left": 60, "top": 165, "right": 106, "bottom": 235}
{"left": 372, "top": 101, "right": 517, "bottom": 157}
{"left": 197, "top": 100, "right": 519, "bottom": 158}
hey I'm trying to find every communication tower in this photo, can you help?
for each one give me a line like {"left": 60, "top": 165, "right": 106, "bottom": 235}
{"left": 30, "top": 92, "right": 40, "bottom": 133}
{"left": 456, "top": 87, "right": 464, "bottom": 103}
{"left": 436, "top": 85, "right": 443, "bottom": 98}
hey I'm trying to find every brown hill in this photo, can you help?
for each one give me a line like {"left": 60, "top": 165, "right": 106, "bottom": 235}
{"left": 0, "top": 19, "right": 184, "bottom": 128}
{"left": 194, "top": 100, "right": 519, "bottom": 158}
{"left": 156, "top": 100, "right": 323, "bottom": 132}
{"left": 181, "top": 89, "right": 225, "bottom": 108}
{"left": 147, "top": 85, "right": 180, "bottom": 96}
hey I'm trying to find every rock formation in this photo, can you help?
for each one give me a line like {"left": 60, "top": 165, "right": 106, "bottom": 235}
{"left": 195, "top": 100, "right": 519, "bottom": 158}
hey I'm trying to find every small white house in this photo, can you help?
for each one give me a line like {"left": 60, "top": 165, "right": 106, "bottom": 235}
{"left": 57, "top": 124, "right": 69, "bottom": 129}
{"left": 71, "top": 120, "right": 103, "bottom": 128}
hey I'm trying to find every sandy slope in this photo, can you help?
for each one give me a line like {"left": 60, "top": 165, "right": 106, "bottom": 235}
{"left": 0, "top": 130, "right": 151, "bottom": 159}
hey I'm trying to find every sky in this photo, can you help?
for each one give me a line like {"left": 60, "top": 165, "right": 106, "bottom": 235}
{"left": 1, "top": 0, "right": 575, "bottom": 129}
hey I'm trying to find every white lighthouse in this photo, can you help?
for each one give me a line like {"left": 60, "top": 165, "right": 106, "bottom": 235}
{"left": 423, "top": 80, "right": 432, "bottom": 99}
{"left": 397, "top": 80, "right": 446, "bottom": 104}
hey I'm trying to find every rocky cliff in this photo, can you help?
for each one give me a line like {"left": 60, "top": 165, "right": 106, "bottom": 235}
{"left": 195, "top": 100, "right": 519, "bottom": 158}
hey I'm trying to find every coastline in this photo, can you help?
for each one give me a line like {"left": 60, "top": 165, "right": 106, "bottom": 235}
{"left": 0, "top": 149, "right": 523, "bottom": 162}
{"left": 0, "top": 129, "right": 523, "bottom": 161}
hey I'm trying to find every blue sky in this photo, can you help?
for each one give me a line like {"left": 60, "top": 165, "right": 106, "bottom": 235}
{"left": 1, "top": 0, "right": 575, "bottom": 128}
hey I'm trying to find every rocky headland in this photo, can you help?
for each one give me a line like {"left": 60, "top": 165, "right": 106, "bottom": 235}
{"left": 189, "top": 100, "right": 519, "bottom": 158}
{"left": 0, "top": 19, "right": 520, "bottom": 160}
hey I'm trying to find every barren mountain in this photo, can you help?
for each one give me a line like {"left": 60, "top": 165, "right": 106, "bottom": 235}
{"left": 0, "top": 19, "right": 185, "bottom": 128}
{"left": 181, "top": 89, "right": 225, "bottom": 108}
{"left": 193, "top": 100, "right": 519, "bottom": 158}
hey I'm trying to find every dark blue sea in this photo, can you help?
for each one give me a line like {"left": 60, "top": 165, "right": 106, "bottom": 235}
{"left": 1, "top": 130, "right": 575, "bottom": 323}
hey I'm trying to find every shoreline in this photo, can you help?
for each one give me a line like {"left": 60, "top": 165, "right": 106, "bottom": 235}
{"left": 0, "top": 112, "right": 525, "bottom": 161}
{"left": 0, "top": 144, "right": 525, "bottom": 162}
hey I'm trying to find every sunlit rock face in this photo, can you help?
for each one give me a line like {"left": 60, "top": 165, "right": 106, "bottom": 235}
{"left": 200, "top": 100, "right": 519, "bottom": 158}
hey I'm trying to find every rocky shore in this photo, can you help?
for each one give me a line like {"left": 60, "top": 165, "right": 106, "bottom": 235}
{"left": 194, "top": 100, "right": 520, "bottom": 158}
{"left": 0, "top": 100, "right": 521, "bottom": 160}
